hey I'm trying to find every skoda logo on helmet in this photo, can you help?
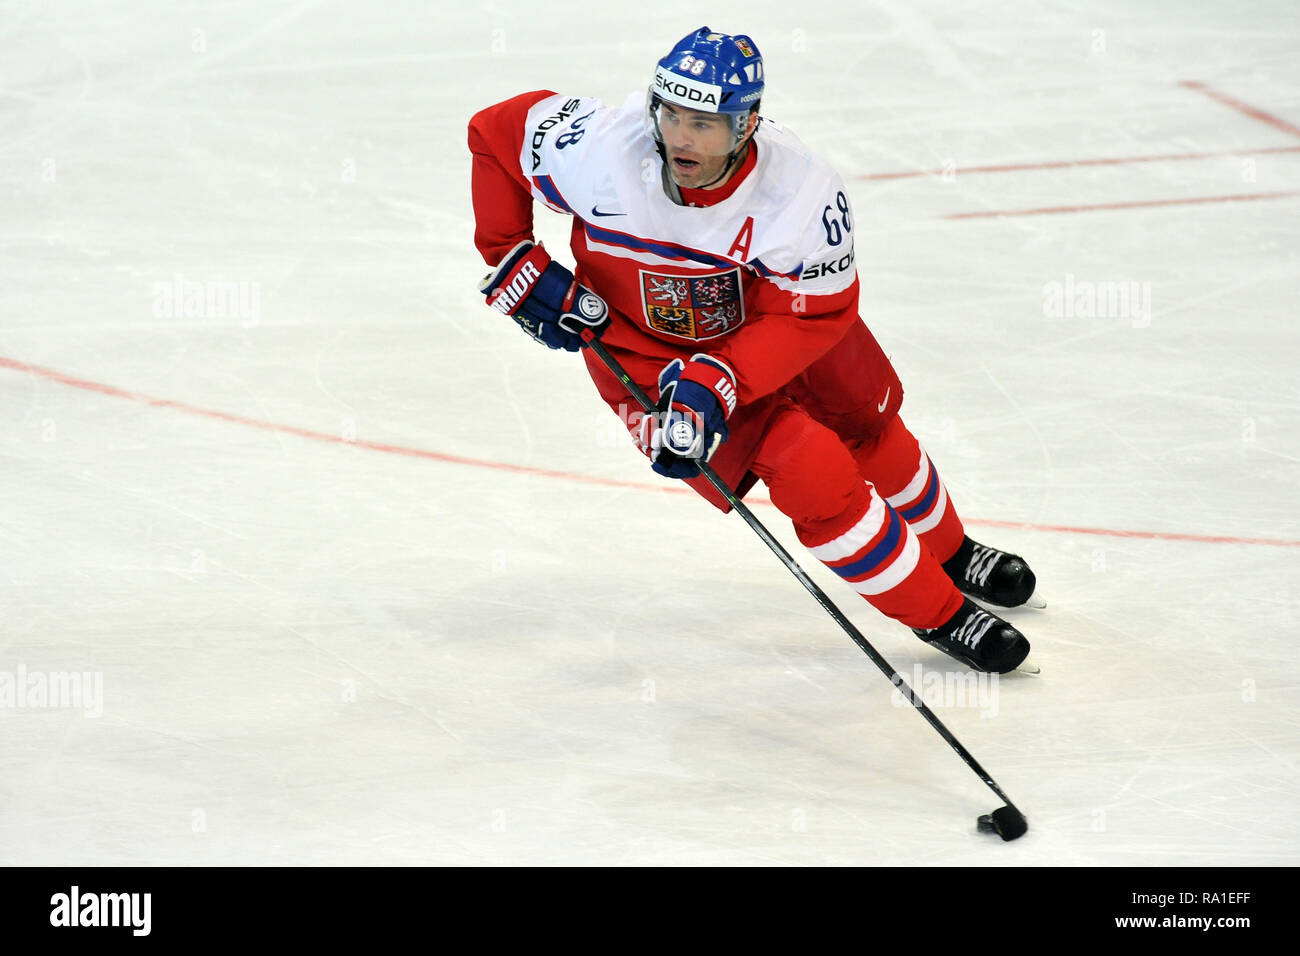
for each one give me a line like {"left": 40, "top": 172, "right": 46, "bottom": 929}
{"left": 654, "top": 68, "right": 721, "bottom": 109}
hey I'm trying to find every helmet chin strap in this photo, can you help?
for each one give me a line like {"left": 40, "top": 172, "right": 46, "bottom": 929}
{"left": 657, "top": 142, "right": 685, "bottom": 205}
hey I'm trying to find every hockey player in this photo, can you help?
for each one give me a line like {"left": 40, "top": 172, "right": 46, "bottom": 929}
{"left": 468, "top": 28, "right": 1038, "bottom": 673}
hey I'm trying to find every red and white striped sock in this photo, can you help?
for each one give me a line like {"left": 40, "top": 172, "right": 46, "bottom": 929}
{"left": 847, "top": 417, "right": 965, "bottom": 564}
{"left": 754, "top": 406, "right": 964, "bottom": 630}
{"left": 798, "top": 489, "right": 964, "bottom": 630}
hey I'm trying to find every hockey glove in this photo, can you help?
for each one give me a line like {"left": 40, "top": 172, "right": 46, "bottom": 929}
{"left": 638, "top": 354, "right": 737, "bottom": 479}
{"left": 478, "top": 240, "right": 610, "bottom": 352}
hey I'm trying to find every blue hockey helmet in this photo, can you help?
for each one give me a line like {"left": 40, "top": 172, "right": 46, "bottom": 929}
{"left": 648, "top": 27, "right": 764, "bottom": 148}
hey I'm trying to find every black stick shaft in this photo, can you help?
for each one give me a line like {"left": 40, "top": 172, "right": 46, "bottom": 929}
{"left": 584, "top": 335, "right": 1022, "bottom": 815}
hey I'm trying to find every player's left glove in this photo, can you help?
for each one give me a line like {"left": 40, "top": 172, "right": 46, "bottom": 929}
{"left": 478, "top": 240, "right": 609, "bottom": 352}
{"left": 638, "top": 354, "right": 737, "bottom": 479}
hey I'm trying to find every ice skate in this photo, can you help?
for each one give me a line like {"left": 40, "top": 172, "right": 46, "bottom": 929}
{"left": 942, "top": 536, "right": 1042, "bottom": 609}
{"left": 913, "top": 598, "right": 1031, "bottom": 674}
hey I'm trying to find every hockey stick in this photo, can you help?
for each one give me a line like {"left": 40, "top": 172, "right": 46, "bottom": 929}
{"left": 582, "top": 331, "right": 1028, "bottom": 841}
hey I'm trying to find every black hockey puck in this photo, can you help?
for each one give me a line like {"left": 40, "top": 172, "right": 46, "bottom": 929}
{"left": 977, "top": 806, "right": 1028, "bottom": 841}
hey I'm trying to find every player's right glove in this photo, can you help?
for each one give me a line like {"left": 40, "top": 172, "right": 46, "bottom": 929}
{"left": 478, "top": 240, "right": 610, "bottom": 352}
{"left": 638, "top": 354, "right": 737, "bottom": 479}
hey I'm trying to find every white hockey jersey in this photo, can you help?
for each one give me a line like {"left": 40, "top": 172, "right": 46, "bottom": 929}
{"left": 471, "top": 89, "right": 862, "bottom": 403}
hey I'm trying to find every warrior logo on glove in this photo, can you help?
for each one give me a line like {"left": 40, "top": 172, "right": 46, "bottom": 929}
{"left": 478, "top": 240, "right": 610, "bottom": 352}
{"left": 488, "top": 260, "right": 542, "bottom": 315}
{"left": 668, "top": 419, "right": 698, "bottom": 452}
{"left": 638, "top": 354, "right": 736, "bottom": 479}
{"left": 577, "top": 292, "right": 607, "bottom": 320}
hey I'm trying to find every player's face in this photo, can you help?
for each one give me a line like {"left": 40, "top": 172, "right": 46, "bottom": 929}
{"left": 658, "top": 103, "right": 746, "bottom": 189}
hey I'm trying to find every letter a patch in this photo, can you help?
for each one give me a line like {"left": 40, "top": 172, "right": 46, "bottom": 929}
{"left": 727, "top": 216, "right": 754, "bottom": 260}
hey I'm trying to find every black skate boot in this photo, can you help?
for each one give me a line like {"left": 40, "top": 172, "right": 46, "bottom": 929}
{"left": 913, "top": 598, "right": 1030, "bottom": 674}
{"left": 942, "top": 536, "right": 1036, "bottom": 608}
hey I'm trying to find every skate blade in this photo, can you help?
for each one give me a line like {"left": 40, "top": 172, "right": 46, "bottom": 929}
{"left": 968, "top": 591, "right": 1047, "bottom": 614}
{"left": 1012, "top": 655, "right": 1041, "bottom": 676}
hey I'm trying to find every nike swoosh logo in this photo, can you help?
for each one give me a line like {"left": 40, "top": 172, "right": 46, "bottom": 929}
{"left": 877, "top": 387, "right": 891, "bottom": 413}
{"left": 590, "top": 206, "right": 626, "bottom": 217}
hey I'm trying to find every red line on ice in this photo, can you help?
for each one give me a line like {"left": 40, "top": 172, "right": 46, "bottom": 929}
{"left": 0, "top": 355, "right": 690, "bottom": 498}
{"left": 945, "top": 190, "right": 1299, "bottom": 219}
{"left": 1179, "top": 80, "right": 1300, "bottom": 139}
{"left": 861, "top": 81, "right": 1300, "bottom": 221}
{"left": 3, "top": 354, "right": 1298, "bottom": 549}
{"left": 860, "top": 144, "right": 1300, "bottom": 181}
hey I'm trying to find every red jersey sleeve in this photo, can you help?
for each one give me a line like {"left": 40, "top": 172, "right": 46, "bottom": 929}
{"left": 467, "top": 90, "right": 556, "bottom": 264}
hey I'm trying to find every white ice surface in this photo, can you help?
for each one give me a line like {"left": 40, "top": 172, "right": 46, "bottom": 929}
{"left": 2, "top": 0, "right": 1298, "bottom": 865}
